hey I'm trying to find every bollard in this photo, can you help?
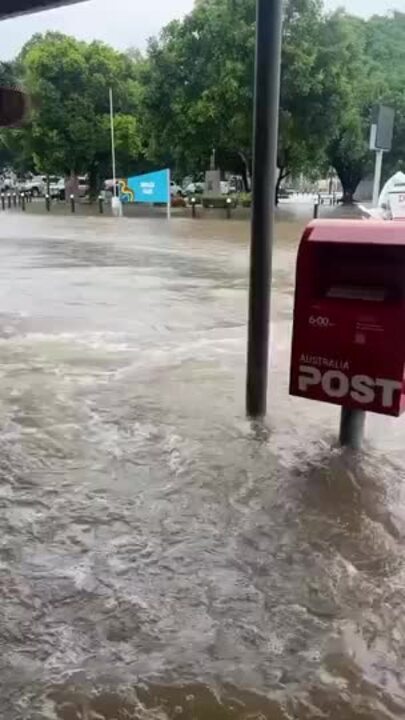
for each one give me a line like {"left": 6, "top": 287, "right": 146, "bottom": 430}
{"left": 226, "top": 196, "right": 232, "bottom": 219}
{"left": 21, "top": 193, "right": 26, "bottom": 211}
{"left": 7, "top": 193, "right": 11, "bottom": 209}
{"left": 191, "top": 197, "right": 197, "bottom": 218}
{"left": 98, "top": 195, "right": 104, "bottom": 214}
{"left": 45, "top": 194, "right": 50, "bottom": 212}
{"left": 313, "top": 200, "right": 319, "bottom": 219}
{"left": 13, "top": 193, "right": 17, "bottom": 208}
{"left": 1, "top": 193, "right": 4, "bottom": 211}
{"left": 70, "top": 194, "right": 75, "bottom": 213}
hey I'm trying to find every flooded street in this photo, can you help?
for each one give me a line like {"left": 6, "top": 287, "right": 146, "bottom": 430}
{"left": 1, "top": 213, "right": 405, "bottom": 719}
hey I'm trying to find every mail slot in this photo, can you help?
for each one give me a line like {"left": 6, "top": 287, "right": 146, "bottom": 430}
{"left": 289, "top": 219, "right": 405, "bottom": 416}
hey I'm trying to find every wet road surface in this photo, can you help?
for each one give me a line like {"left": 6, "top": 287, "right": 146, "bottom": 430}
{"left": 0, "top": 213, "right": 404, "bottom": 719}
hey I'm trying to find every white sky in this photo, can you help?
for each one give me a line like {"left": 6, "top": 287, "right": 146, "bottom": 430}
{"left": 0, "top": 0, "right": 403, "bottom": 60}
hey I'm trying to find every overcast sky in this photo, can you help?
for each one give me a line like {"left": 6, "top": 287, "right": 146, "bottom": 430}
{"left": 0, "top": 0, "right": 402, "bottom": 60}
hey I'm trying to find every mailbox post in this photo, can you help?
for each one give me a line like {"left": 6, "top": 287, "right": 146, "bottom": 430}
{"left": 290, "top": 219, "right": 405, "bottom": 448}
{"left": 339, "top": 408, "right": 366, "bottom": 449}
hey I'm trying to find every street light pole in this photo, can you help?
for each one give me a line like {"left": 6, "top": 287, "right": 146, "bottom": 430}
{"left": 109, "top": 87, "right": 117, "bottom": 197}
{"left": 246, "top": 0, "right": 283, "bottom": 416}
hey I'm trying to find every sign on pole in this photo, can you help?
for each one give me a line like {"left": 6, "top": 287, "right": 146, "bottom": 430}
{"left": 369, "top": 105, "right": 395, "bottom": 151}
{"left": 370, "top": 104, "right": 395, "bottom": 207}
{"left": 120, "top": 169, "right": 171, "bottom": 217}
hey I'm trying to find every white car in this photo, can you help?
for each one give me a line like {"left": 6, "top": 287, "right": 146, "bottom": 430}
{"left": 19, "top": 174, "right": 46, "bottom": 196}
{"left": 184, "top": 181, "right": 204, "bottom": 195}
{"left": 170, "top": 181, "right": 183, "bottom": 197}
{"left": 49, "top": 177, "right": 65, "bottom": 198}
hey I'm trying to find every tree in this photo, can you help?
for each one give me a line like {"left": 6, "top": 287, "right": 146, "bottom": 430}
{"left": 364, "top": 12, "right": 405, "bottom": 183}
{"left": 142, "top": 0, "right": 343, "bottom": 197}
{"left": 4, "top": 33, "right": 144, "bottom": 194}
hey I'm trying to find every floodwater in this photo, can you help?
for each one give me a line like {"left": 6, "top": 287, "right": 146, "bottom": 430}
{"left": 0, "top": 213, "right": 404, "bottom": 720}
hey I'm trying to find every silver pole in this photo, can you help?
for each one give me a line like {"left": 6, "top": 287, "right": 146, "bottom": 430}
{"left": 246, "top": 0, "right": 283, "bottom": 417}
{"left": 109, "top": 87, "right": 117, "bottom": 197}
{"left": 372, "top": 149, "right": 383, "bottom": 207}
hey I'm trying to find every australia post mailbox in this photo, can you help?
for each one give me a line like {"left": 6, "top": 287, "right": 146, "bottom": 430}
{"left": 289, "top": 219, "right": 405, "bottom": 417}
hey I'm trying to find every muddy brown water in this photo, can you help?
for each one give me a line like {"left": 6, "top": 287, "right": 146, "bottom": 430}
{"left": 0, "top": 212, "right": 404, "bottom": 719}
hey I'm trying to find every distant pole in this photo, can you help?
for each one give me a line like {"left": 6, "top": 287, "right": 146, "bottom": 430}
{"left": 246, "top": 0, "right": 283, "bottom": 417}
{"left": 167, "top": 169, "right": 171, "bottom": 220}
{"left": 109, "top": 87, "right": 117, "bottom": 198}
{"left": 372, "top": 149, "right": 383, "bottom": 207}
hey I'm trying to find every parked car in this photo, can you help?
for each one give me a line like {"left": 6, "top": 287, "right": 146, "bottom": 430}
{"left": 19, "top": 174, "right": 46, "bottom": 197}
{"left": 78, "top": 176, "right": 89, "bottom": 198}
{"left": 49, "top": 177, "right": 65, "bottom": 199}
{"left": 0, "top": 171, "right": 17, "bottom": 193}
{"left": 170, "top": 180, "right": 183, "bottom": 197}
{"left": 184, "top": 181, "right": 204, "bottom": 195}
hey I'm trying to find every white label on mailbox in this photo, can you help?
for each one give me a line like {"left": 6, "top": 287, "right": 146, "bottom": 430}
{"left": 298, "top": 365, "right": 402, "bottom": 408}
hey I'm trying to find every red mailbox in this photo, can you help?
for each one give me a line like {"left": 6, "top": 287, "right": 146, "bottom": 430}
{"left": 289, "top": 219, "right": 405, "bottom": 416}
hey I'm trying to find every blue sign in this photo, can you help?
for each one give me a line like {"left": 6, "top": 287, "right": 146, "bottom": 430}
{"left": 120, "top": 169, "right": 170, "bottom": 204}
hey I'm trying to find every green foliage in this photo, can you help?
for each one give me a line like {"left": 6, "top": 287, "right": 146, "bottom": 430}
{"left": 3, "top": 4, "right": 405, "bottom": 205}
{"left": 238, "top": 192, "right": 252, "bottom": 207}
{"left": 2, "top": 32, "right": 145, "bottom": 189}
{"left": 202, "top": 194, "right": 237, "bottom": 209}
{"left": 141, "top": 0, "right": 343, "bottom": 185}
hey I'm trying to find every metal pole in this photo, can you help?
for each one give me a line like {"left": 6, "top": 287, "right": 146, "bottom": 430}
{"left": 313, "top": 200, "right": 319, "bottom": 219}
{"left": 339, "top": 408, "right": 366, "bottom": 450}
{"left": 70, "top": 194, "right": 75, "bottom": 213}
{"left": 246, "top": 0, "right": 283, "bottom": 417}
{"left": 167, "top": 169, "right": 171, "bottom": 220}
{"left": 98, "top": 195, "right": 104, "bottom": 214}
{"left": 109, "top": 87, "right": 117, "bottom": 198}
{"left": 372, "top": 149, "right": 383, "bottom": 207}
{"left": 21, "top": 193, "right": 25, "bottom": 211}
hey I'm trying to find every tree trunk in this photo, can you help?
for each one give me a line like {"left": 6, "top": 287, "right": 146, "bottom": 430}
{"left": 342, "top": 189, "right": 354, "bottom": 204}
{"left": 238, "top": 151, "right": 251, "bottom": 192}
{"left": 275, "top": 167, "right": 288, "bottom": 205}
{"left": 88, "top": 164, "right": 99, "bottom": 202}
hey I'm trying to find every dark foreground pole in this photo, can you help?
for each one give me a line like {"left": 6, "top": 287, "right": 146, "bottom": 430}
{"left": 339, "top": 408, "right": 366, "bottom": 450}
{"left": 246, "top": 0, "right": 283, "bottom": 416}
